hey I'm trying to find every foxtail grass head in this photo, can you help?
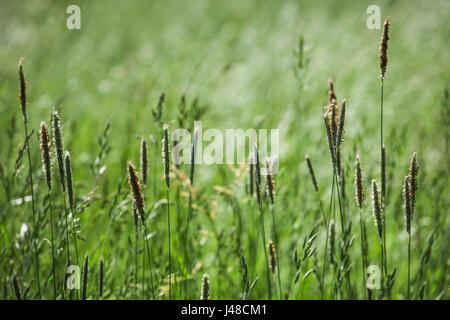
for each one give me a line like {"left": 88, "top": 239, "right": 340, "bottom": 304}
{"left": 82, "top": 253, "right": 89, "bottom": 300}
{"left": 323, "top": 112, "right": 336, "bottom": 166}
{"left": 200, "top": 273, "right": 210, "bottom": 300}
{"left": 268, "top": 239, "right": 277, "bottom": 273}
{"left": 329, "top": 219, "right": 336, "bottom": 265}
{"left": 162, "top": 124, "right": 170, "bottom": 188}
{"left": 409, "top": 152, "right": 419, "bottom": 212}
{"left": 52, "top": 109, "right": 66, "bottom": 192}
{"left": 39, "top": 121, "right": 52, "bottom": 191}
{"left": 402, "top": 175, "right": 413, "bottom": 234}
{"left": 328, "top": 79, "right": 337, "bottom": 105}
{"left": 336, "top": 99, "right": 346, "bottom": 150}
{"left": 355, "top": 155, "right": 364, "bottom": 209}
{"left": 253, "top": 144, "right": 262, "bottom": 211}
{"left": 371, "top": 179, "right": 383, "bottom": 240}
{"left": 65, "top": 151, "right": 74, "bottom": 213}
{"left": 305, "top": 155, "right": 319, "bottom": 192}
{"left": 265, "top": 158, "right": 275, "bottom": 205}
{"left": 140, "top": 137, "right": 148, "bottom": 186}
{"left": 99, "top": 256, "right": 104, "bottom": 299}
{"left": 18, "top": 58, "right": 27, "bottom": 123}
{"left": 127, "top": 161, "right": 146, "bottom": 226}
{"left": 379, "top": 17, "right": 390, "bottom": 80}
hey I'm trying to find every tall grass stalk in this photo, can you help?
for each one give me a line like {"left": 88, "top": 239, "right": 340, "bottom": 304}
{"left": 18, "top": 58, "right": 41, "bottom": 298}
{"left": 253, "top": 144, "right": 272, "bottom": 299}
{"left": 162, "top": 124, "right": 172, "bottom": 299}
{"left": 39, "top": 121, "right": 57, "bottom": 299}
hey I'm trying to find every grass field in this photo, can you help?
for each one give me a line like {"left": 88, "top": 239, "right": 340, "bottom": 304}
{"left": 0, "top": 0, "right": 449, "bottom": 300}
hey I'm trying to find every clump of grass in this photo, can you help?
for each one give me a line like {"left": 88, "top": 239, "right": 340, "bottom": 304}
{"left": 200, "top": 273, "right": 210, "bottom": 300}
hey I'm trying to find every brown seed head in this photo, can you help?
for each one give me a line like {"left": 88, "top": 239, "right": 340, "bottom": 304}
{"left": 200, "top": 273, "right": 210, "bottom": 300}
{"left": 39, "top": 121, "right": 52, "bottom": 191}
{"left": 355, "top": 155, "right": 364, "bottom": 209}
{"left": 305, "top": 155, "right": 319, "bottom": 192}
{"left": 268, "top": 239, "right": 277, "bottom": 273}
{"left": 371, "top": 179, "right": 383, "bottom": 240}
{"left": 402, "top": 175, "right": 413, "bottom": 234}
{"left": 128, "top": 161, "right": 146, "bottom": 226}
{"left": 18, "top": 58, "right": 27, "bottom": 122}
{"left": 265, "top": 158, "right": 275, "bottom": 205}
{"left": 140, "top": 137, "right": 148, "bottom": 186}
{"left": 162, "top": 124, "right": 170, "bottom": 188}
{"left": 328, "top": 79, "right": 337, "bottom": 105}
{"left": 409, "top": 152, "right": 419, "bottom": 213}
{"left": 379, "top": 17, "right": 390, "bottom": 79}
{"left": 52, "top": 109, "right": 66, "bottom": 192}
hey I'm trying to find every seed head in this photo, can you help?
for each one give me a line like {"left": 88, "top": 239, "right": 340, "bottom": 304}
{"left": 39, "top": 121, "right": 52, "bottom": 191}
{"left": 253, "top": 144, "right": 262, "bottom": 211}
{"left": 140, "top": 137, "right": 148, "bottom": 186}
{"left": 323, "top": 113, "right": 336, "bottom": 166}
{"left": 336, "top": 99, "right": 346, "bottom": 150}
{"left": 18, "top": 58, "right": 27, "bottom": 123}
{"left": 162, "top": 124, "right": 170, "bottom": 188}
{"left": 379, "top": 17, "right": 390, "bottom": 79}
{"left": 65, "top": 151, "right": 74, "bottom": 213}
{"left": 98, "top": 256, "right": 104, "bottom": 299}
{"left": 81, "top": 254, "right": 89, "bottom": 300}
{"left": 52, "top": 109, "right": 66, "bottom": 192}
{"left": 371, "top": 179, "right": 383, "bottom": 240}
{"left": 402, "top": 175, "right": 413, "bottom": 234}
{"left": 328, "top": 79, "right": 338, "bottom": 105}
{"left": 200, "top": 273, "right": 210, "bottom": 300}
{"left": 329, "top": 219, "right": 336, "bottom": 265}
{"left": 127, "top": 161, "right": 146, "bottom": 226}
{"left": 409, "top": 152, "right": 419, "bottom": 213}
{"left": 305, "top": 155, "right": 319, "bottom": 192}
{"left": 268, "top": 239, "right": 277, "bottom": 273}
{"left": 172, "top": 130, "right": 180, "bottom": 169}
{"left": 265, "top": 158, "right": 275, "bottom": 205}
{"left": 355, "top": 155, "right": 364, "bottom": 209}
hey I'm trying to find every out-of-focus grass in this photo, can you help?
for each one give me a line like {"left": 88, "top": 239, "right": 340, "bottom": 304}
{"left": 0, "top": 0, "right": 448, "bottom": 299}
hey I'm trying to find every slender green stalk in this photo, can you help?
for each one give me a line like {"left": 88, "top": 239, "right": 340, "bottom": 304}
{"left": 270, "top": 205, "right": 282, "bottom": 299}
{"left": 258, "top": 208, "right": 272, "bottom": 299}
{"left": 48, "top": 192, "right": 57, "bottom": 299}
{"left": 320, "top": 174, "right": 335, "bottom": 299}
{"left": 143, "top": 224, "right": 156, "bottom": 300}
{"left": 407, "top": 232, "right": 411, "bottom": 299}
{"left": 167, "top": 189, "right": 172, "bottom": 300}
{"left": 62, "top": 193, "right": 72, "bottom": 299}
{"left": 24, "top": 124, "right": 41, "bottom": 299}
{"left": 358, "top": 209, "right": 367, "bottom": 299}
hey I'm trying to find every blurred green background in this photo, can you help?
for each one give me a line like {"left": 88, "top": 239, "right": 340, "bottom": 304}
{"left": 0, "top": 0, "right": 448, "bottom": 299}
